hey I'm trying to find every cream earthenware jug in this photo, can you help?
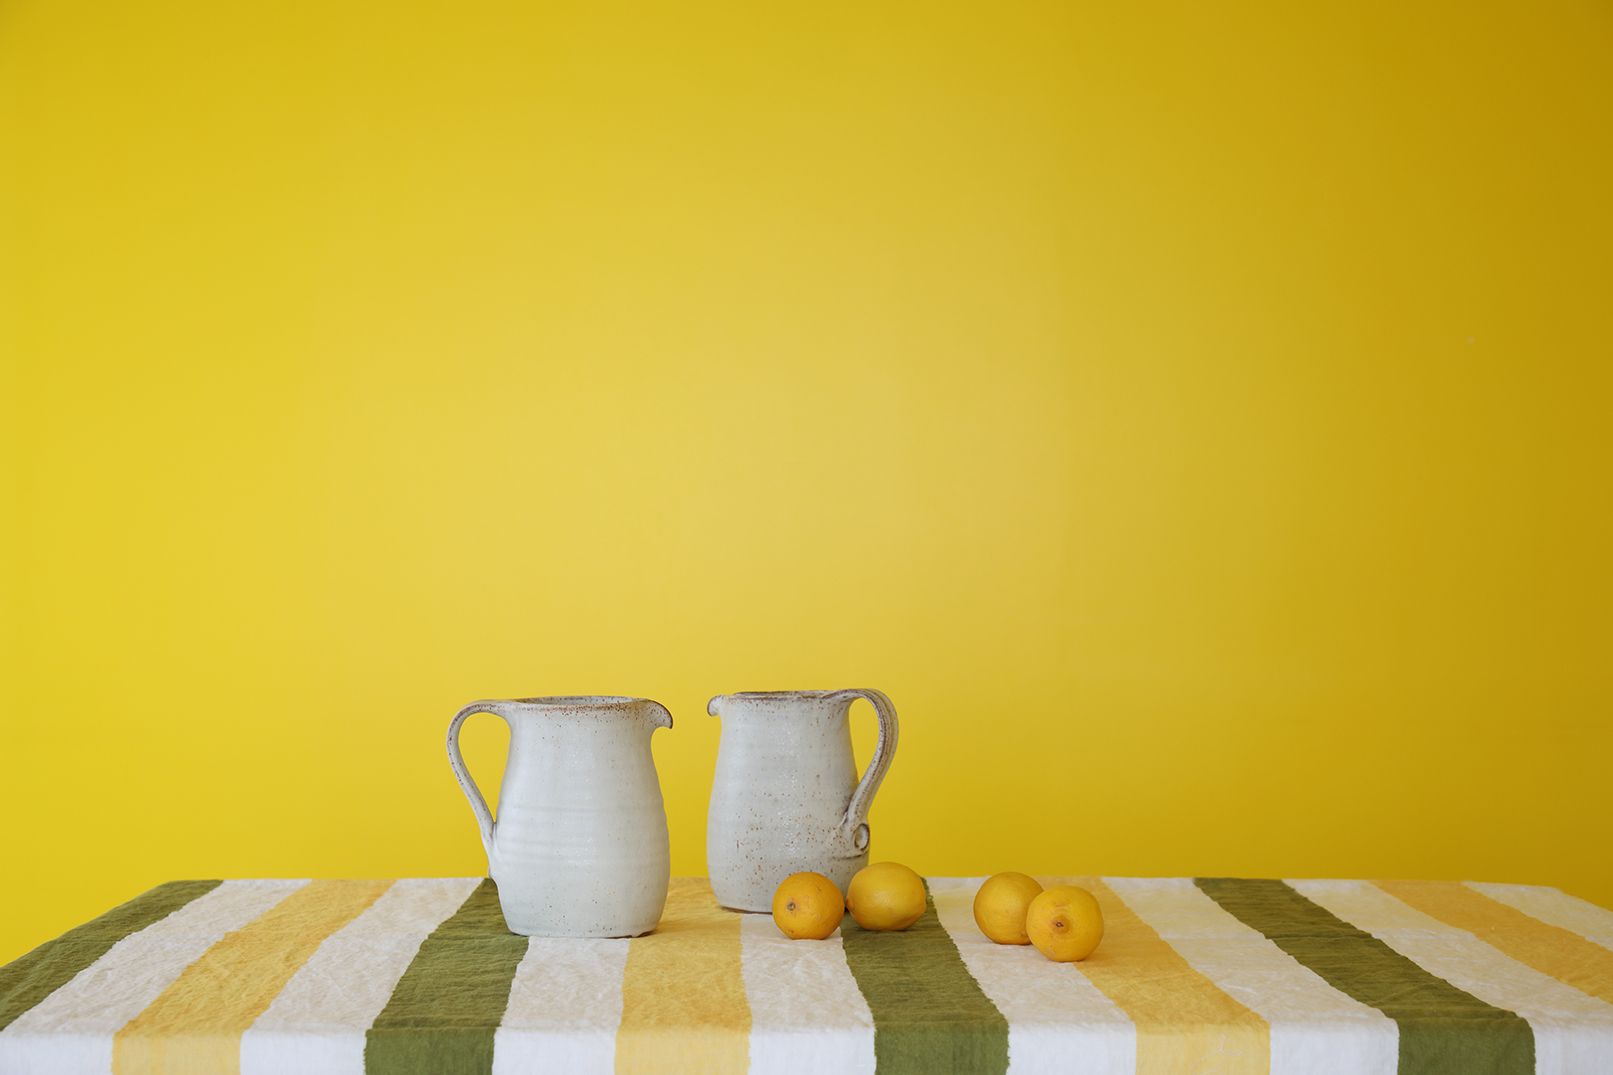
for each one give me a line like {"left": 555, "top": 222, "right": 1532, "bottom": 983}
{"left": 446, "top": 696, "right": 673, "bottom": 937}
{"left": 706, "top": 689, "right": 898, "bottom": 911}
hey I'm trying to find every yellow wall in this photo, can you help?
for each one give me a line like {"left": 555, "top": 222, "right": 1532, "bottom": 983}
{"left": 2, "top": 0, "right": 1610, "bottom": 964}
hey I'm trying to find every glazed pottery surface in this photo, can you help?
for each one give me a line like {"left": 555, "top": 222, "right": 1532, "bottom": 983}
{"left": 706, "top": 688, "right": 899, "bottom": 912}
{"left": 446, "top": 696, "right": 673, "bottom": 937}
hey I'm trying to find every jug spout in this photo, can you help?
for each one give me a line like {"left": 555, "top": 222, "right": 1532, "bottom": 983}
{"left": 643, "top": 699, "right": 674, "bottom": 730}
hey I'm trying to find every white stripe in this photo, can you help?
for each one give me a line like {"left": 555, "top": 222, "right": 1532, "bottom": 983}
{"left": 928, "top": 877, "right": 1134, "bottom": 1075}
{"left": 240, "top": 877, "right": 481, "bottom": 1075}
{"left": 490, "top": 929, "right": 635, "bottom": 1071}
{"left": 489, "top": 934, "right": 631, "bottom": 1075}
{"left": 738, "top": 911, "right": 876, "bottom": 1075}
{"left": 1466, "top": 882, "right": 1613, "bottom": 951}
{"left": 1291, "top": 879, "right": 1613, "bottom": 1075}
{"left": 1104, "top": 877, "right": 1398, "bottom": 1075}
{"left": 0, "top": 879, "right": 309, "bottom": 1075}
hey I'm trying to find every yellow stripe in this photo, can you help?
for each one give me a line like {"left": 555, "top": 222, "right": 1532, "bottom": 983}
{"left": 1375, "top": 879, "right": 1613, "bottom": 1006}
{"left": 1049, "top": 876, "right": 1271, "bottom": 1075}
{"left": 113, "top": 878, "right": 394, "bottom": 1075}
{"left": 615, "top": 877, "right": 749, "bottom": 1075}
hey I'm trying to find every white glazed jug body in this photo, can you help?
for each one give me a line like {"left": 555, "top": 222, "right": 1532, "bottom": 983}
{"left": 446, "top": 696, "right": 673, "bottom": 937}
{"left": 706, "top": 689, "right": 898, "bottom": 912}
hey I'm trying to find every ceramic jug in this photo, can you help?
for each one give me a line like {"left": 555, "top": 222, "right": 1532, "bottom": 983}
{"left": 706, "top": 689, "right": 898, "bottom": 912}
{"left": 446, "top": 695, "right": 673, "bottom": 937}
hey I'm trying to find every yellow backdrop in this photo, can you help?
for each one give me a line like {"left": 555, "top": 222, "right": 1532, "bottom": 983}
{"left": 2, "top": 0, "right": 1610, "bottom": 965}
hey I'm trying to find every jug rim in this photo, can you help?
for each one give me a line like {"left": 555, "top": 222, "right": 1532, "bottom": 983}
{"left": 512, "top": 695, "right": 647, "bottom": 706}
{"left": 726, "top": 689, "right": 841, "bottom": 699}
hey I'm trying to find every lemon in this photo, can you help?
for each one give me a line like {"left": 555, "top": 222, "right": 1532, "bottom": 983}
{"left": 771, "top": 872, "right": 845, "bottom": 939}
{"left": 972, "top": 872, "right": 1044, "bottom": 945}
{"left": 1025, "top": 885, "right": 1104, "bottom": 961}
{"left": 845, "top": 861, "right": 927, "bottom": 931}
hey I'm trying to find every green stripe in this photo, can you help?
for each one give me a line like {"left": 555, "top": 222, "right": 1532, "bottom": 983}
{"left": 1195, "top": 878, "right": 1535, "bottom": 1075}
{"left": 840, "top": 882, "right": 1009, "bottom": 1075}
{"left": 364, "top": 878, "right": 528, "bottom": 1075}
{"left": 0, "top": 879, "right": 223, "bottom": 1033}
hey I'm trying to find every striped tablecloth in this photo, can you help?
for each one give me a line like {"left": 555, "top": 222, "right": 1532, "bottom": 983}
{"left": 3, "top": 876, "right": 1612, "bottom": 1074}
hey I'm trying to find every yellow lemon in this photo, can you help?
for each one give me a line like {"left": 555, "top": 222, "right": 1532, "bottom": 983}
{"left": 845, "top": 861, "right": 927, "bottom": 931}
{"left": 771, "top": 872, "right": 845, "bottom": 939}
{"left": 972, "top": 872, "right": 1044, "bottom": 945}
{"left": 1025, "top": 885, "right": 1104, "bottom": 961}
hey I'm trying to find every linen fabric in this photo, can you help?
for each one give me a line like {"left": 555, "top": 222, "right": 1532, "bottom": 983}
{"left": 2, "top": 875, "right": 1611, "bottom": 1074}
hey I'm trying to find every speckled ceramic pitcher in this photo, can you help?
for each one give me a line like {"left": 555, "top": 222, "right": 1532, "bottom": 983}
{"left": 706, "top": 689, "right": 899, "bottom": 912}
{"left": 447, "top": 696, "right": 673, "bottom": 937}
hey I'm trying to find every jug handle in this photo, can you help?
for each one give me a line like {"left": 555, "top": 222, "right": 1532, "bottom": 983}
{"left": 446, "top": 700, "right": 507, "bottom": 858}
{"left": 834, "top": 688, "right": 900, "bottom": 853}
